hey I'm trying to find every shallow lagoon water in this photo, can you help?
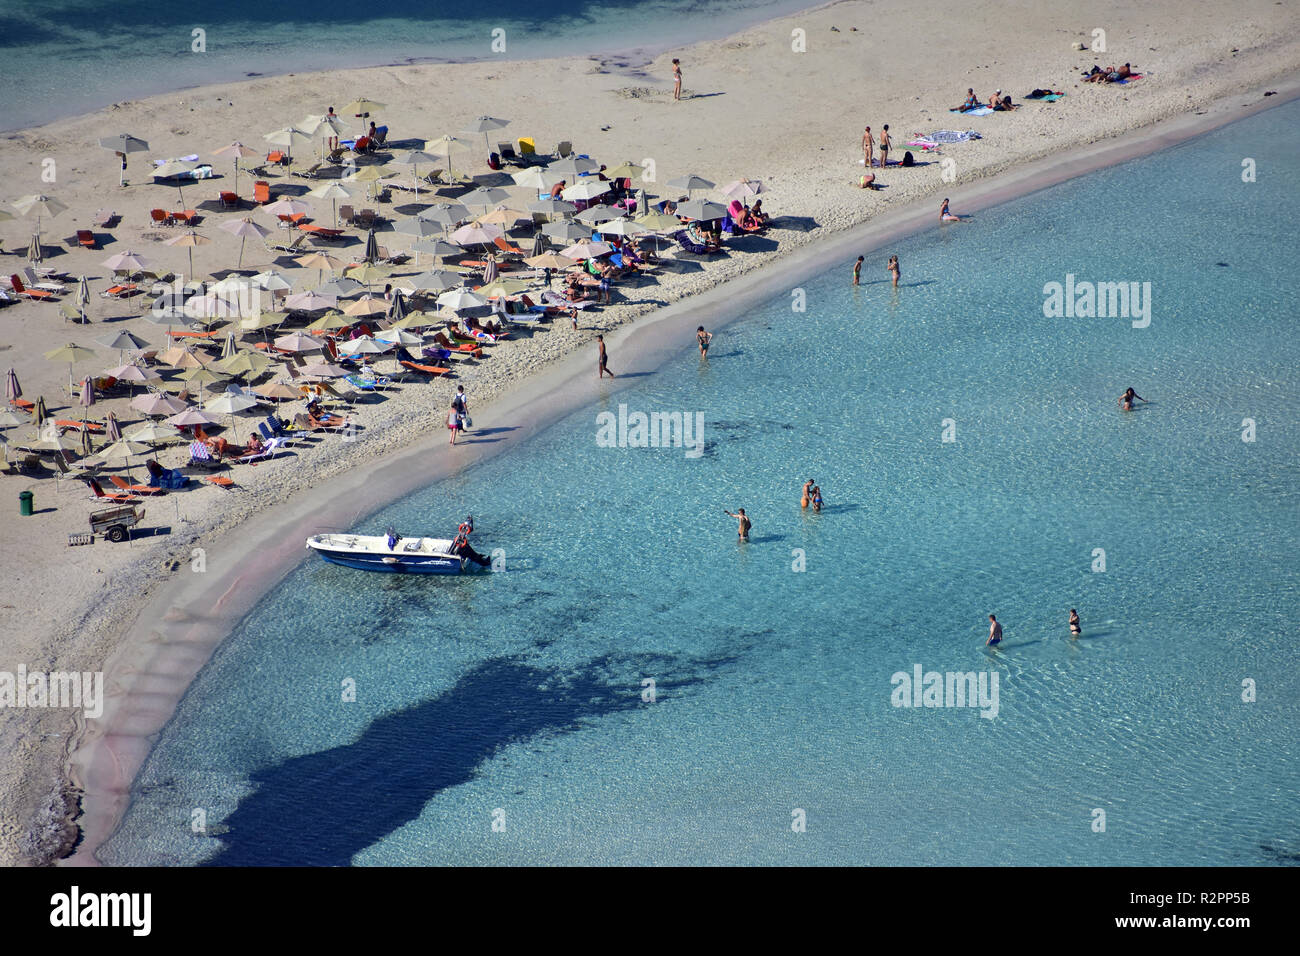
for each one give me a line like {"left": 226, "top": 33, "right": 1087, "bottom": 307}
{"left": 101, "top": 99, "right": 1300, "bottom": 866}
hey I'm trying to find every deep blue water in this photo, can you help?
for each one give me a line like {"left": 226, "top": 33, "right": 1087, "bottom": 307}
{"left": 101, "top": 98, "right": 1300, "bottom": 866}
{"left": 1, "top": 0, "right": 812, "bottom": 130}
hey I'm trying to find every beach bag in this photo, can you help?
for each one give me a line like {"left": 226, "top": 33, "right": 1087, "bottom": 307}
{"left": 462, "top": 415, "right": 472, "bottom": 429}
{"left": 901, "top": 150, "right": 915, "bottom": 167}
{"left": 487, "top": 152, "right": 502, "bottom": 170}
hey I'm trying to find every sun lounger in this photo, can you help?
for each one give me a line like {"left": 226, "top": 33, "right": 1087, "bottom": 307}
{"left": 76, "top": 230, "right": 97, "bottom": 249}
{"left": 299, "top": 224, "right": 344, "bottom": 239}
{"left": 100, "top": 283, "right": 138, "bottom": 299}
{"left": 235, "top": 435, "right": 288, "bottom": 464}
{"left": 204, "top": 475, "right": 238, "bottom": 490}
{"left": 86, "top": 478, "right": 139, "bottom": 502}
{"left": 398, "top": 359, "right": 451, "bottom": 378}
{"left": 7, "top": 275, "right": 57, "bottom": 300}
{"left": 431, "top": 332, "right": 483, "bottom": 358}
{"left": 254, "top": 180, "right": 272, "bottom": 204}
{"left": 267, "top": 150, "right": 288, "bottom": 166}
{"left": 493, "top": 235, "right": 525, "bottom": 256}
{"left": 219, "top": 191, "right": 240, "bottom": 210}
{"left": 21, "top": 268, "right": 66, "bottom": 293}
{"left": 265, "top": 233, "right": 308, "bottom": 255}
{"left": 149, "top": 208, "right": 173, "bottom": 226}
{"left": 171, "top": 210, "right": 199, "bottom": 226}
{"left": 277, "top": 212, "right": 309, "bottom": 227}
{"left": 110, "top": 474, "right": 164, "bottom": 496}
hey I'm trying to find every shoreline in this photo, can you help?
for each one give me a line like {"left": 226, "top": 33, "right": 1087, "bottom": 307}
{"left": 62, "top": 78, "right": 1300, "bottom": 866}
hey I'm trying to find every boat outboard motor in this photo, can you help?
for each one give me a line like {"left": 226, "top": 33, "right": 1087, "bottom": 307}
{"left": 452, "top": 532, "right": 490, "bottom": 567}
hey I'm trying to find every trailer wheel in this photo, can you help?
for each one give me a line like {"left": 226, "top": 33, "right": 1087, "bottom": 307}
{"left": 106, "top": 525, "right": 127, "bottom": 543}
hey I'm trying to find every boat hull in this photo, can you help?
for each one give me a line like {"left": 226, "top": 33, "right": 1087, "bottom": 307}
{"left": 315, "top": 550, "right": 464, "bottom": 574}
{"left": 305, "top": 533, "right": 471, "bottom": 574}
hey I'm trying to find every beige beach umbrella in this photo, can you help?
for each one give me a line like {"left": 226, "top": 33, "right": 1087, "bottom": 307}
{"left": 125, "top": 421, "right": 184, "bottom": 446}
{"left": 27, "top": 234, "right": 44, "bottom": 265}
{"left": 341, "top": 98, "right": 386, "bottom": 117}
{"left": 450, "top": 223, "right": 503, "bottom": 247}
{"left": 158, "top": 345, "right": 206, "bottom": 369}
{"left": 165, "top": 408, "right": 221, "bottom": 429}
{"left": 284, "top": 291, "right": 337, "bottom": 312}
{"left": 295, "top": 251, "right": 346, "bottom": 284}
{"left": 27, "top": 431, "right": 82, "bottom": 453}
{"left": 219, "top": 217, "right": 271, "bottom": 268}
{"left": 253, "top": 382, "right": 300, "bottom": 401}
{"left": 104, "top": 363, "right": 161, "bottom": 386}
{"left": 264, "top": 127, "right": 313, "bottom": 165}
{"left": 635, "top": 211, "right": 683, "bottom": 231}
{"left": 92, "top": 440, "right": 151, "bottom": 478}
{"left": 152, "top": 160, "right": 200, "bottom": 205}
{"left": 390, "top": 312, "right": 437, "bottom": 330}
{"left": 308, "top": 181, "right": 359, "bottom": 227}
{"left": 240, "top": 311, "right": 289, "bottom": 333}
{"left": 166, "top": 230, "right": 210, "bottom": 284}
{"left": 43, "top": 342, "right": 96, "bottom": 394}
{"left": 525, "top": 252, "right": 578, "bottom": 270}
{"left": 479, "top": 278, "right": 531, "bottom": 298}
{"left": 217, "top": 350, "right": 273, "bottom": 380}
{"left": 605, "top": 161, "right": 646, "bottom": 181}
{"left": 513, "top": 166, "right": 564, "bottom": 191}
{"left": 264, "top": 197, "right": 312, "bottom": 219}
{"left": 212, "top": 141, "right": 260, "bottom": 193}
{"left": 102, "top": 250, "right": 152, "bottom": 278}
{"left": 131, "top": 392, "right": 189, "bottom": 417}
{"left": 203, "top": 392, "right": 260, "bottom": 438}
{"left": 344, "top": 263, "right": 392, "bottom": 289}
{"left": 175, "top": 367, "right": 227, "bottom": 401}
{"left": 476, "top": 207, "right": 529, "bottom": 227}
{"left": 273, "top": 331, "right": 326, "bottom": 353}
{"left": 345, "top": 164, "right": 397, "bottom": 201}
{"left": 14, "top": 194, "right": 67, "bottom": 254}
{"left": 342, "top": 295, "right": 386, "bottom": 317}
{"left": 424, "top": 135, "right": 475, "bottom": 179}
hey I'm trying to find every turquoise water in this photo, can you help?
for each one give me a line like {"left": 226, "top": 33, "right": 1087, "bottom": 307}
{"left": 1, "top": 0, "right": 812, "bottom": 131}
{"left": 101, "top": 100, "right": 1300, "bottom": 866}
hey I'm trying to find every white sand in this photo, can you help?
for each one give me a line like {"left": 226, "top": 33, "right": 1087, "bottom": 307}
{"left": 1, "top": 0, "right": 1298, "bottom": 865}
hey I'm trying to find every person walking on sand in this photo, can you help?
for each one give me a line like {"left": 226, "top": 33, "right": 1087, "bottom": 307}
{"left": 598, "top": 334, "right": 614, "bottom": 378}
{"left": 724, "top": 507, "right": 752, "bottom": 541}
{"left": 879, "top": 125, "right": 892, "bottom": 168}
{"left": 697, "top": 325, "right": 712, "bottom": 357}
{"left": 452, "top": 385, "right": 469, "bottom": 430}
{"left": 853, "top": 256, "right": 863, "bottom": 285}
{"left": 888, "top": 255, "right": 900, "bottom": 287}
{"left": 672, "top": 59, "right": 683, "bottom": 100}
{"left": 447, "top": 402, "right": 462, "bottom": 445}
{"left": 862, "top": 126, "right": 874, "bottom": 168}
{"left": 1069, "top": 609, "right": 1082, "bottom": 636}
{"left": 801, "top": 479, "right": 814, "bottom": 509}
{"left": 986, "top": 614, "right": 1003, "bottom": 646}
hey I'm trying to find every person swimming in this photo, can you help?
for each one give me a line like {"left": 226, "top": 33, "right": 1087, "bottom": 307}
{"left": 986, "top": 614, "right": 1003, "bottom": 646}
{"left": 1069, "top": 609, "right": 1082, "bottom": 636}
{"left": 1118, "top": 386, "right": 1147, "bottom": 411}
{"left": 801, "top": 479, "right": 813, "bottom": 509}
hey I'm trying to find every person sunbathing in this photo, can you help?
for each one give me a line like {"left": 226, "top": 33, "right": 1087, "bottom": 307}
{"left": 244, "top": 434, "right": 265, "bottom": 455}
{"left": 1084, "top": 65, "right": 1116, "bottom": 83}
{"left": 990, "top": 90, "right": 1016, "bottom": 110}
{"left": 751, "top": 199, "right": 769, "bottom": 225}
{"left": 958, "top": 88, "right": 980, "bottom": 111}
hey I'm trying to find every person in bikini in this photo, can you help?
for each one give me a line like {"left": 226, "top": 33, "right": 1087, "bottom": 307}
{"left": 940, "top": 198, "right": 968, "bottom": 223}
{"left": 811, "top": 485, "right": 823, "bottom": 513}
{"left": 1069, "top": 609, "right": 1082, "bottom": 636}
{"left": 888, "top": 255, "right": 900, "bottom": 287}
{"left": 697, "top": 326, "right": 712, "bottom": 357}
{"left": 862, "top": 126, "right": 874, "bottom": 168}
{"left": 1117, "top": 386, "right": 1147, "bottom": 411}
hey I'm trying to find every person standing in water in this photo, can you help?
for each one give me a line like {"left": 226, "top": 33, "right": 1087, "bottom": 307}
{"left": 697, "top": 325, "right": 712, "bottom": 357}
{"left": 888, "top": 255, "right": 900, "bottom": 288}
{"left": 724, "top": 507, "right": 751, "bottom": 541}
{"left": 1069, "top": 609, "right": 1082, "bottom": 636}
{"left": 672, "top": 59, "right": 683, "bottom": 100}
{"left": 986, "top": 614, "right": 1003, "bottom": 646}
{"left": 811, "top": 484, "right": 823, "bottom": 513}
{"left": 1117, "top": 386, "right": 1146, "bottom": 410}
{"left": 801, "top": 479, "right": 814, "bottom": 509}
{"left": 598, "top": 335, "right": 614, "bottom": 378}
{"left": 853, "top": 256, "right": 864, "bottom": 285}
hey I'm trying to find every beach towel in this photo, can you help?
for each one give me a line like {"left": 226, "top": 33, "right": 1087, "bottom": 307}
{"left": 963, "top": 106, "right": 994, "bottom": 116}
{"left": 1116, "top": 74, "right": 1144, "bottom": 84}
{"left": 152, "top": 155, "right": 201, "bottom": 167}
{"left": 910, "top": 131, "right": 982, "bottom": 149}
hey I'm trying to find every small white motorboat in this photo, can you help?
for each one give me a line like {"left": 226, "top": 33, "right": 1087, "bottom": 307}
{"left": 305, "top": 530, "right": 488, "bottom": 574}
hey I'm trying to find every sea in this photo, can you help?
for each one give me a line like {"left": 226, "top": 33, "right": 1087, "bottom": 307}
{"left": 0, "top": 0, "right": 815, "bottom": 132}
{"left": 99, "top": 97, "right": 1300, "bottom": 865}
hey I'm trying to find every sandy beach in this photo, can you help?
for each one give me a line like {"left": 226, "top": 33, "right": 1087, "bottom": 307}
{"left": 2, "top": 0, "right": 1298, "bottom": 866}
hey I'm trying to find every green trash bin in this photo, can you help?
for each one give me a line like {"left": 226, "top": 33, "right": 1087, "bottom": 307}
{"left": 19, "top": 490, "right": 34, "bottom": 517}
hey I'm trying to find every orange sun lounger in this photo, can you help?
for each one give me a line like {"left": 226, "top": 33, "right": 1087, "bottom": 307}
{"left": 110, "top": 475, "right": 164, "bottom": 495}
{"left": 399, "top": 360, "right": 452, "bottom": 378}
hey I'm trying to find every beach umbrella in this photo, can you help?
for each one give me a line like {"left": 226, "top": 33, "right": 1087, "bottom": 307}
{"left": 548, "top": 156, "right": 598, "bottom": 177}
{"left": 450, "top": 223, "right": 503, "bottom": 247}
{"left": 342, "top": 296, "right": 386, "bottom": 317}
{"left": 424, "top": 135, "right": 475, "bottom": 178}
{"left": 212, "top": 141, "right": 260, "bottom": 193}
{"left": 176, "top": 367, "right": 227, "bottom": 400}
{"left": 78, "top": 376, "right": 95, "bottom": 409}
{"left": 125, "top": 421, "right": 184, "bottom": 446}
{"left": 315, "top": 278, "right": 363, "bottom": 300}
{"left": 252, "top": 269, "right": 294, "bottom": 293}
{"left": 13, "top": 195, "right": 68, "bottom": 246}
{"left": 0, "top": 410, "right": 24, "bottom": 429}
{"left": 104, "top": 411, "right": 121, "bottom": 443}
{"left": 96, "top": 330, "right": 151, "bottom": 363}
{"left": 32, "top": 396, "right": 47, "bottom": 430}
{"left": 43, "top": 342, "right": 96, "bottom": 393}
{"left": 389, "top": 150, "right": 441, "bottom": 194}
{"left": 152, "top": 160, "right": 200, "bottom": 204}
{"left": 27, "top": 234, "right": 44, "bottom": 264}
{"left": 131, "top": 392, "right": 189, "bottom": 417}
{"left": 479, "top": 278, "right": 531, "bottom": 298}
{"left": 204, "top": 392, "right": 259, "bottom": 434}
{"left": 342, "top": 98, "right": 386, "bottom": 117}
{"left": 419, "top": 203, "right": 470, "bottom": 229}
{"left": 307, "top": 181, "right": 358, "bottom": 227}
{"left": 240, "top": 312, "right": 289, "bottom": 336}
{"left": 264, "top": 198, "right": 312, "bottom": 222}
{"left": 284, "top": 291, "right": 337, "bottom": 311}
{"left": 74, "top": 276, "right": 90, "bottom": 323}
{"left": 560, "top": 240, "right": 613, "bottom": 259}
{"left": 475, "top": 207, "right": 529, "bottom": 228}
{"left": 461, "top": 186, "right": 511, "bottom": 211}
{"left": 404, "top": 269, "right": 462, "bottom": 293}
{"left": 264, "top": 127, "right": 313, "bottom": 165}
{"left": 360, "top": 227, "right": 380, "bottom": 265}
{"left": 102, "top": 250, "right": 152, "bottom": 278}
{"left": 528, "top": 231, "right": 544, "bottom": 256}
{"left": 721, "top": 179, "right": 763, "bottom": 200}
{"left": 574, "top": 204, "right": 623, "bottom": 225}
{"left": 388, "top": 288, "right": 407, "bottom": 322}
{"left": 28, "top": 432, "right": 82, "bottom": 453}
{"left": 253, "top": 382, "right": 300, "bottom": 400}
{"left": 220, "top": 331, "right": 236, "bottom": 359}
{"left": 390, "top": 312, "right": 437, "bottom": 330}
{"left": 99, "top": 134, "right": 149, "bottom": 185}
{"left": 345, "top": 164, "right": 397, "bottom": 201}
{"left": 598, "top": 219, "right": 650, "bottom": 238}
{"left": 302, "top": 113, "right": 350, "bottom": 152}
{"left": 666, "top": 174, "right": 715, "bottom": 196}
{"left": 219, "top": 217, "right": 271, "bottom": 269}
{"left": 344, "top": 263, "right": 390, "bottom": 292}
{"left": 305, "top": 311, "right": 351, "bottom": 331}
{"left": 166, "top": 408, "right": 221, "bottom": 428}
{"left": 636, "top": 212, "right": 683, "bottom": 231}
{"left": 461, "top": 115, "right": 509, "bottom": 153}
{"left": 294, "top": 251, "right": 346, "bottom": 284}
{"left": 157, "top": 345, "right": 206, "bottom": 369}
{"left": 527, "top": 198, "right": 576, "bottom": 218}
{"left": 606, "top": 161, "right": 646, "bottom": 181}
{"left": 541, "top": 220, "right": 591, "bottom": 242}
{"left": 374, "top": 328, "right": 424, "bottom": 347}
{"left": 676, "top": 199, "right": 728, "bottom": 221}
{"left": 393, "top": 217, "right": 443, "bottom": 242}
{"left": 166, "top": 230, "right": 210, "bottom": 284}
{"left": 482, "top": 257, "right": 499, "bottom": 284}
{"left": 93, "top": 439, "right": 150, "bottom": 477}
{"left": 524, "top": 252, "right": 578, "bottom": 270}
{"left": 104, "top": 363, "right": 160, "bottom": 385}
{"left": 217, "top": 350, "right": 274, "bottom": 380}
{"left": 338, "top": 336, "right": 389, "bottom": 357}
{"left": 409, "top": 239, "right": 463, "bottom": 266}
{"left": 299, "top": 361, "right": 349, "bottom": 378}
{"left": 437, "top": 289, "right": 487, "bottom": 312}
{"left": 273, "top": 331, "right": 326, "bottom": 353}
{"left": 514, "top": 167, "right": 565, "bottom": 191}
{"left": 561, "top": 180, "right": 611, "bottom": 203}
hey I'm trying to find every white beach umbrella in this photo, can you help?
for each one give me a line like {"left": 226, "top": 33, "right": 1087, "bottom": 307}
{"left": 597, "top": 219, "right": 650, "bottom": 238}
{"left": 212, "top": 141, "right": 260, "bottom": 193}
{"left": 721, "top": 178, "right": 763, "bottom": 199}
{"left": 548, "top": 156, "right": 598, "bottom": 177}
{"left": 561, "top": 180, "right": 611, "bottom": 202}
{"left": 437, "top": 289, "right": 488, "bottom": 312}
{"left": 450, "top": 223, "right": 503, "bottom": 247}
{"left": 574, "top": 204, "right": 623, "bottom": 225}
{"left": 514, "top": 167, "right": 565, "bottom": 191}
{"left": 13, "top": 194, "right": 67, "bottom": 251}
{"left": 560, "top": 240, "right": 613, "bottom": 259}
{"left": 252, "top": 269, "right": 294, "bottom": 293}
{"left": 424, "top": 135, "right": 475, "bottom": 178}
{"left": 338, "top": 336, "right": 389, "bottom": 357}
{"left": 264, "top": 126, "right": 313, "bottom": 165}
{"left": 273, "top": 331, "right": 326, "bottom": 353}
{"left": 374, "top": 328, "right": 424, "bottom": 347}
{"left": 131, "top": 392, "right": 189, "bottom": 416}
{"left": 102, "top": 250, "right": 152, "bottom": 277}
{"left": 219, "top": 217, "right": 271, "bottom": 268}
{"left": 307, "top": 181, "right": 359, "bottom": 227}
{"left": 666, "top": 174, "right": 716, "bottom": 195}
